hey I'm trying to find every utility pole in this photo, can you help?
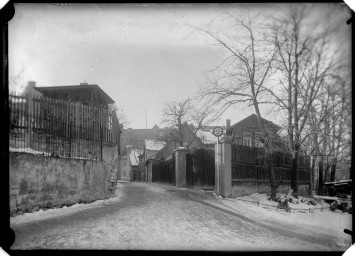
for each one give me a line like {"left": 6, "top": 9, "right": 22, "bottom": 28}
{"left": 144, "top": 106, "right": 148, "bottom": 182}
{"left": 145, "top": 106, "right": 148, "bottom": 131}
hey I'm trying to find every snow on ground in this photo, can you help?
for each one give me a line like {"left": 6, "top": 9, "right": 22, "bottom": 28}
{"left": 215, "top": 193, "right": 352, "bottom": 248}
{"left": 9, "top": 147, "right": 50, "bottom": 156}
{"left": 9, "top": 147, "right": 92, "bottom": 160}
{"left": 9, "top": 183, "right": 351, "bottom": 250}
{"left": 10, "top": 184, "right": 125, "bottom": 226}
{"left": 238, "top": 193, "right": 331, "bottom": 210}
{"left": 10, "top": 182, "right": 338, "bottom": 251}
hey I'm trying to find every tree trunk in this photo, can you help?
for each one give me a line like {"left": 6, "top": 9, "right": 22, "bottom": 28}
{"left": 330, "top": 157, "right": 337, "bottom": 182}
{"left": 308, "top": 156, "right": 313, "bottom": 196}
{"left": 253, "top": 99, "right": 278, "bottom": 200}
{"left": 291, "top": 145, "right": 300, "bottom": 196}
{"left": 318, "top": 160, "right": 324, "bottom": 195}
{"left": 311, "top": 156, "right": 317, "bottom": 192}
{"left": 266, "top": 155, "right": 278, "bottom": 200}
{"left": 177, "top": 118, "right": 183, "bottom": 147}
{"left": 324, "top": 162, "right": 330, "bottom": 183}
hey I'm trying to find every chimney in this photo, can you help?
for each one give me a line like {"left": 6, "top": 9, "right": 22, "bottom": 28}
{"left": 80, "top": 80, "right": 88, "bottom": 86}
{"left": 28, "top": 81, "right": 36, "bottom": 88}
{"left": 226, "top": 119, "right": 231, "bottom": 129}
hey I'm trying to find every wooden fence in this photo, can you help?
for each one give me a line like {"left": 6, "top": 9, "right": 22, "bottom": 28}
{"left": 152, "top": 154, "right": 176, "bottom": 185}
{"left": 231, "top": 144, "right": 310, "bottom": 184}
{"left": 9, "top": 93, "right": 120, "bottom": 161}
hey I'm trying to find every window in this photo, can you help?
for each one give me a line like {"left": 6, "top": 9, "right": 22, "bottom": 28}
{"left": 242, "top": 132, "right": 252, "bottom": 147}
{"left": 243, "top": 138, "right": 251, "bottom": 147}
{"left": 234, "top": 136, "right": 243, "bottom": 145}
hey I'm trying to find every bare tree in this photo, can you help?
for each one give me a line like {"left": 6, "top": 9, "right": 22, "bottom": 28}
{"left": 308, "top": 68, "right": 351, "bottom": 190}
{"left": 265, "top": 5, "right": 348, "bottom": 195}
{"left": 109, "top": 104, "right": 130, "bottom": 128}
{"left": 161, "top": 98, "right": 219, "bottom": 148}
{"left": 196, "top": 5, "right": 351, "bottom": 198}
{"left": 186, "top": 104, "right": 220, "bottom": 148}
{"left": 161, "top": 98, "right": 192, "bottom": 147}
{"left": 196, "top": 12, "right": 281, "bottom": 199}
{"left": 303, "top": 68, "right": 351, "bottom": 193}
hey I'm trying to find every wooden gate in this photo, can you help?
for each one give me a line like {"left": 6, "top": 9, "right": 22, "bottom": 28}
{"left": 133, "top": 169, "right": 140, "bottom": 181}
{"left": 186, "top": 148, "right": 215, "bottom": 188}
{"left": 152, "top": 154, "right": 176, "bottom": 185}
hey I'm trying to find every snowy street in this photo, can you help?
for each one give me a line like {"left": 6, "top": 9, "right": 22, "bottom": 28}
{"left": 10, "top": 182, "right": 351, "bottom": 251}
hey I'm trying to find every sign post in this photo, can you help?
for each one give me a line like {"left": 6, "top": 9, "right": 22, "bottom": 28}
{"left": 212, "top": 127, "right": 224, "bottom": 195}
{"left": 212, "top": 126, "right": 224, "bottom": 148}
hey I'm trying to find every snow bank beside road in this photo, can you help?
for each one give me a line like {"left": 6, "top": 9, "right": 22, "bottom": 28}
{"left": 216, "top": 193, "right": 352, "bottom": 249}
{"left": 239, "top": 193, "right": 330, "bottom": 210}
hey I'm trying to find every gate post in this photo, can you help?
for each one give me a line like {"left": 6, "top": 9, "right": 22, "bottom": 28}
{"left": 175, "top": 147, "right": 188, "bottom": 188}
{"left": 215, "top": 135, "right": 232, "bottom": 197}
{"left": 147, "top": 160, "right": 153, "bottom": 182}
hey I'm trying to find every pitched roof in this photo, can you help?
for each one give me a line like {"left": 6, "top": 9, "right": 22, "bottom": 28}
{"left": 193, "top": 125, "right": 227, "bottom": 131}
{"left": 227, "top": 114, "right": 280, "bottom": 134}
{"left": 120, "top": 126, "right": 167, "bottom": 147}
{"left": 34, "top": 84, "right": 114, "bottom": 105}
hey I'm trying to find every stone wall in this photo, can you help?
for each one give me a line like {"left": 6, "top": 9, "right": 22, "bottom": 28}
{"left": 9, "top": 143, "right": 119, "bottom": 216}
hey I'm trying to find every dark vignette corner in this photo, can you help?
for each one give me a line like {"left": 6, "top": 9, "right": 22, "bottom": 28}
{"left": 0, "top": 0, "right": 15, "bottom": 252}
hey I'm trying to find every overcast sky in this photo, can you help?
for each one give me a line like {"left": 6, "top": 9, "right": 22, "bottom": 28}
{"left": 9, "top": 3, "right": 350, "bottom": 129}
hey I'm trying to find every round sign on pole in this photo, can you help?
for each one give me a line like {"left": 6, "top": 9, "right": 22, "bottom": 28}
{"left": 212, "top": 126, "right": 224, "bottom": 137}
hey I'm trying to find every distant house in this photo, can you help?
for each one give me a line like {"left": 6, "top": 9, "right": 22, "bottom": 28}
{"left": 119, "top": 125, "right": 170, "bottom": 181}
{"left": 120, "top": 124, "right": 168, "bottom": 155}
{"left": 21, "top": 81, "right": 43, "bottom": 97}
{"left": 226, "top": 114, "right": 281, "bottom": 148}
{"left": 119, "top": 147, "right": 143, "bottom": 181}
{"left": 33, "top": 81, "right": 115, "bottom": 108}
{"left": 139, "top": 139, "right": 166, "bottom": 181}
{"left": 143, "top": 139, "right": 166, "bottom": 162}
{"left": 121, "top": 122, "right": 204, "bottom": 160}
{"left": 158, "top": 122, "right": 204, "bottom": 149}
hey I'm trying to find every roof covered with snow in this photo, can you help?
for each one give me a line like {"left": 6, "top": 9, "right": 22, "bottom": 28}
{"left": 129, "top": 149, "right": 143, "bottom": 166}
{"left": 145, "top": 139, "right": 165, "bottom": 151}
